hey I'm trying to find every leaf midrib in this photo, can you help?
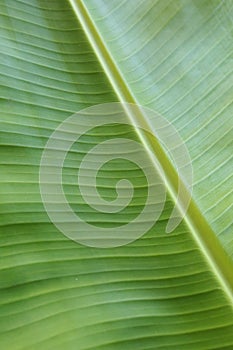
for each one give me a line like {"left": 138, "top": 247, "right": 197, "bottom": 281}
{"left": 68, "top": 0, "right": 233, "bottom": 304}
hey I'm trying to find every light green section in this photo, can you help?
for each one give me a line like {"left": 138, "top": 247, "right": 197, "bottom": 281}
{"left": 82, "top": 0, "right": 233, "bottom": 255}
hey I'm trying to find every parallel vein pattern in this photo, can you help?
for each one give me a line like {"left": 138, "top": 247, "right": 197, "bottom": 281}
{"left": 0, "top": 0, "right": 233, "bottom": 349}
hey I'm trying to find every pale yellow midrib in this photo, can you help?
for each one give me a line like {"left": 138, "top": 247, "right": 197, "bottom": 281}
{"left": 68, "top": 0, "right": 233, "bottom": 305}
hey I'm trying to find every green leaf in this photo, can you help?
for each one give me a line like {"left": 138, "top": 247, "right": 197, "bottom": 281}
{"left": 0, "top": 0, "right": 233, "bottom": 349}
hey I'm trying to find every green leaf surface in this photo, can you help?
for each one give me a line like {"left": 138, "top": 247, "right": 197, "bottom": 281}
{"left": 0, "top": 0, "right": 233, "bottom": 349}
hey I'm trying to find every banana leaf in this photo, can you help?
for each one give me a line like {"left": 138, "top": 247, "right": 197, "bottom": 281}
{"left": 0, "top": 0, "right": 233, "bottom": 349}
